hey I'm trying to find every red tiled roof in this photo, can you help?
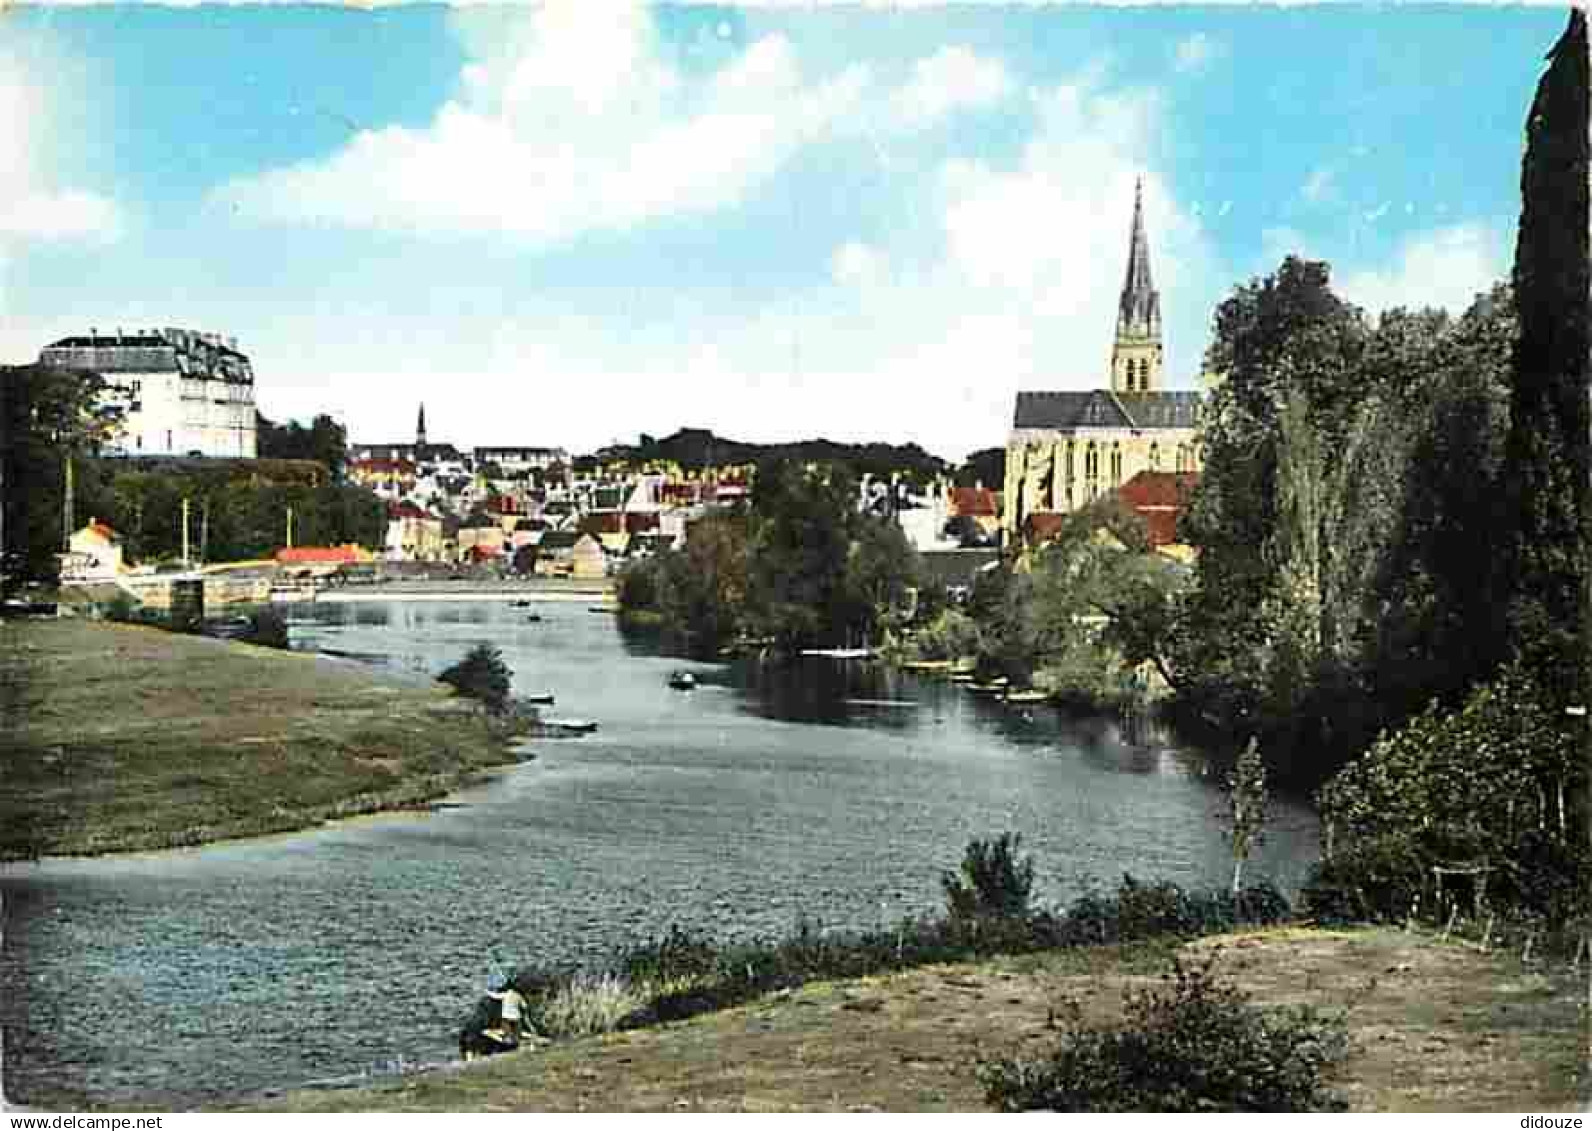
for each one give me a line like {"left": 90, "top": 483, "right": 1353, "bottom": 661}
{"left": 276, "top": 545, "right": 366, "bottom": 564}
{"left": 466, "top": 544, "right": 503, "bottom": 561}
{"left": 1024, "top": 512, "right": 1067, "bottom": 543}
{"left": 1116, "top": 471, "right": 1197, "bottom": 548}
{"left": 950, "top": 487, "right": 999, "bottom": 518}
{"left": 81, "top": 520, "right": 120, "bottom": 543}
{"left": 624, "top": 512, "right": 660, "bottom": 534}
{"left": 1117, "top": 471, "right": 1198, "bottom": 509}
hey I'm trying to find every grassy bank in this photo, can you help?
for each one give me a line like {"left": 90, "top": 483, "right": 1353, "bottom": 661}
{"left": 0, "top": 617, "right": 526, "bottom": 859}
{"left": 249, "top": 925, "right": 1587, "bottom": 1112}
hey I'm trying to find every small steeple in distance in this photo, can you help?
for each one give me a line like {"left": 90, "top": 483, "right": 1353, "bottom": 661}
{"left": 415, "top": 403, "right": 428, "bottom": 451}
{"left": 1110, "top": 177, "right": 1164, "bottom": 395}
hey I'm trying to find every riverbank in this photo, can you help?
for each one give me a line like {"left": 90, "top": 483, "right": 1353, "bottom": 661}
{"left": 0, "top": 618, "right": 527, "bottom": 860}
{"left": 311, "top": 578, "right": 614, "bottom": 604}
{"left": 245, "top": 925, "right": 1586, "bottom": 1112}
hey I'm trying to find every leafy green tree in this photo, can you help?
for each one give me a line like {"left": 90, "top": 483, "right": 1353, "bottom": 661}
{"left": 0, "top": 365, "right": 122, "bottom": 593}
{"left": 843, "top": 514, "right": 921, "bottom": 644}
{"left": 439, "top": 643, "right": 514, "bottom": 711}
{"left": 1501, "top": 9, "right": 1591, "bottom": 707}
{"left": 256, "top": 412, "right": 349, "bottom": 479}
{"left": 746, "top": 458, "right": 858, "bottom": 650}
{"left": 956, "top": 447, "right": 1005, "bottom": 490}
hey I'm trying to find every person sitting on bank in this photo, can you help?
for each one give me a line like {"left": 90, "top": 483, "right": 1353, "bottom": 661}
{"left": 484, "top": 975, "right": 543, "bottom": 1048}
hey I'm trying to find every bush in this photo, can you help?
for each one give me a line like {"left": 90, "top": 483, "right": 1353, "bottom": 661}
{"left": 439, "top": 642, "right": 513, "bottom": 711}
{"left": 943, "top": 832, "right": 1036, "bottom": 921}
{"left": 981, "top": 954, "right": 1349, "bottom": 1112}
{"left": 913, "top": 608, "right": 981, "bottom": 661}
{"left": 530, "top": 971, "right": 647, "bottom": 1039}
{"left": 244, "top": 606, "right": 290, "bottom": 650}
{"left": 1302, "top": 833, "right": 1428, "bottom": 925}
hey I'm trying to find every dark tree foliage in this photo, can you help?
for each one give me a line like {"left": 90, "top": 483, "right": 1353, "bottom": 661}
{"left": 0, "top": 366, "right": 122, "bottom": 594}
{"left": 1502, "top": 10, "right": 1592, "bottom": 707}
{"left": 746, "top": 457, "right": 860, "bottom": 650}
{"left": 592, "top": 427, "right": 948, "bottom": 486}
{"left": 942, "top": 832, "right": 1036, "bottom": 921}
{"left": 955, "top": 446, "right": 1005, "bottom": 490}
{"left": 96, "top": 464, "right": 385, "bottom": 564}
{"left": 439, "top": 643, "right": 513, "bottom": 711}
{"left": 256, "top": 412, "right": 350, "bottom": 479}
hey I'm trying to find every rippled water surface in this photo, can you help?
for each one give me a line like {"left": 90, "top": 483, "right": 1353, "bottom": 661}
{"left": 1, "top": 599, "right": 1318, "bottom": 1106}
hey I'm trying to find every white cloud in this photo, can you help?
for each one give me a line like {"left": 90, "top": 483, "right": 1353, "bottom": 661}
{"left": 891, "top": 45, "right": 1011, "bottom": 128}
{"left": 0, "top": 50, "right": 121, "bottom": 249}
{"left": 215, "top": 6, "right": 872, "bottom": 243}
{"left": 0, "top": 189, "right": 121, "bottom": 243}
{"left": 1339, "top": 223, "right": 1508, "bottom": 315}
{"left": 1173, "top": 33, "right": 1224, "bottom": 75}
{"left": 215, "top": 8, "right": 1007, "bottom": 247}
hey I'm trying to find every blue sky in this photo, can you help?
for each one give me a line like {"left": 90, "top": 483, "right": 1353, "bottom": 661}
{"left": 0, "top": 3, "right": 1565, "bottom": 460}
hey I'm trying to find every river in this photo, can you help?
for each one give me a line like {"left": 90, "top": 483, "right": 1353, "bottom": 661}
{"left": 0, "top": 598, "right": 1319, "bottom": 1107}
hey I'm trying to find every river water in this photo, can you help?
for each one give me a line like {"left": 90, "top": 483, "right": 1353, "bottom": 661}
{"left": 0, "top": 599, "right": 1319, "bottom": 1107}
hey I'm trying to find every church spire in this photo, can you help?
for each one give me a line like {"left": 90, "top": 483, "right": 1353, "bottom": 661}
{"left": 416, "top": 403, "right": 427, "bottom": 449}
{"left": 1110, "top": 176, "right": 1164, "bottom": 394}
{"left": 1118, "top": 177, "right": 1159, "bottom": 337}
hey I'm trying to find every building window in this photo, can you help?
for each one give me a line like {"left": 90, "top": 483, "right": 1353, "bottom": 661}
{"left": 1149, "top": 443, "right": 1160, "bottom": 472}
{"left": 1110, "top": 444, "right": 1123, "bottom": 485}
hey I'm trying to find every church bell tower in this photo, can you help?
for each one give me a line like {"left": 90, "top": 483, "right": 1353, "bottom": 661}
{"left": 1110, "top": 178, "right": 1164, "bottom": 394}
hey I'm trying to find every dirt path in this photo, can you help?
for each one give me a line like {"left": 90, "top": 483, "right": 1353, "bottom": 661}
{"left": 254, "top": 927, "right": 1588, "bottom": 1112}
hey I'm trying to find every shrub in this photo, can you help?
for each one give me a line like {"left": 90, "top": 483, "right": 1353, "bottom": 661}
{"left": 531, "top": 972, "right": 647, "bottom": 1039}
{"left": 1302, "top": 833, "right": 1428, "bottom": 925}
{"left": 981, "top": 954, "right": 1349, "bottom": 1112}
{"left": 244, "top": 606, "right": 290, "bottom": 650}
{"left": 914, "top": 608, "right": 981, "bottom": 661}
{"left": 438, "top": 642, "right": 513, "bottom": 711}
{"left": 943, "top": 832, "right": 1036, "bottom": 921}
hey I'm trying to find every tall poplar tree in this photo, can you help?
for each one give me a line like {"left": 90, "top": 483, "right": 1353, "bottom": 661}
{"left": 1503, "top": 9, "right": 1592, "bottom": 706}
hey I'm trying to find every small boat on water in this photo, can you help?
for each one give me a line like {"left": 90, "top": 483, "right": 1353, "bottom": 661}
{"left": 525, "top": 613, "right": 543, "bottom": 623}
{"left": 542, "top": 718, "right": 598, "bottom": 735}
{"left": 668, "top": 671, "right": 697, "bottom": 691}
{"left": 523, "top": 692, "right": 555, "bottom": 706}
{"left": 511, "top": 599, "right": 535, "bottom": 608}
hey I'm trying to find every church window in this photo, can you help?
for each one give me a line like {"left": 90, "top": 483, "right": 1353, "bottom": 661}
{"left": 1149, "top": 443, "right": 1160, "bottom": 472}
{"left": 1110, "top": 445, "right": 1123, "bottom": 485}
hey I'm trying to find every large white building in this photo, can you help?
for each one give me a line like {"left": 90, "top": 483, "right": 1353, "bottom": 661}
{"left": 39, "top": 327, "right": 257, "bottom": 458}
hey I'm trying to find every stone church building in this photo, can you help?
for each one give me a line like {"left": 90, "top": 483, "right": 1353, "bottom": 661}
{"left": 1002, "top": 181, "right": 1204, "bottom": 543}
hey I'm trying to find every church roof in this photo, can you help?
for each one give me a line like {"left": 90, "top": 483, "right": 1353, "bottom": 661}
{"left": 1013, "top": 389, "right": 1200, "bottom": 431}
